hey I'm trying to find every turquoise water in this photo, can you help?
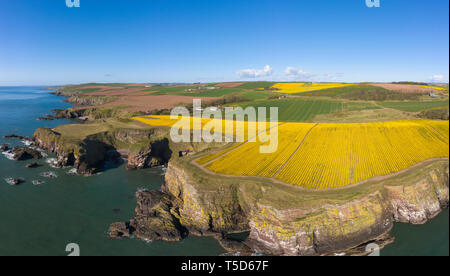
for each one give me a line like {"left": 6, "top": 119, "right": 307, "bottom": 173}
{"left": 382, "top": 209, "right": 449, "bottom": 256}
{"left": 0, "top": 87, "right": 225, "bottom": 256}
{"left": 0, "top": 87, "right": 448, "bottom": 256}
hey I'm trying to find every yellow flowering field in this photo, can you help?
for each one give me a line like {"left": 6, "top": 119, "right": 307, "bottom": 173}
{"left": 204, "top": 120, "right": 449, "bottom": 189}
{"left": 417, "top": 85, "right": 449, "bottom": 93}
{"left": 205, "top": 123, "right": 316, "bottom": 177}
{"left": 272, "top": 83, "right": 353, "bottom": 94}
{"left": 133, "top": 115, "right": 275, "bottom": 141}
{"left": 275, "top": 121, "right": 449, "bottom": 189}
{"left": 135, "top": 116, "right": 448, "bottom": 190}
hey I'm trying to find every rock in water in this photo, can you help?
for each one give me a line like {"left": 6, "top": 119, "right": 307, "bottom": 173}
{"left": 109, "top": 190, "right": 187, "bottom": 242}
{"left": 0, "top": 144, "right": 10, "bottom": 151}
{"left": 4, "top": 134, "right": 32, "bottom": 141}
{"left": 108, "top": 222, "right": 133, "bottom": 239}
{"left": 26, "top": 162, "right": 39, "bottom": 168}
{"left": 10, "top": 147, "right": 43, "bottom": 161}
{"left": 32, "top": 180, "right": 44, "bottom": 186}
{"left": 40, "top": 172, "right": 58, "bottom": 178}
{"left": 9, "top": 178, "right": 24, "bottom": 185}
{"left": 37, "top": 114, "right": 56, "bottom": 121}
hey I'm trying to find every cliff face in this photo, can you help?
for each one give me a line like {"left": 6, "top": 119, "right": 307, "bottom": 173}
{"left": 247, "top": 192, "right": 393, "bottom": 256}
{"left": 163, "top": 163, "right": 249, "bottom": 235}
{"left": 33, "top": 128, "right": 111, "bottom": 174}
{"left": 117, "top": 159, "right": 449, "bottom": 256}
{"left": 33, "top": 127, "right": 172, "bottom": 175}
{"left": 126, "top": 139, "right": 171, "bottom": 170}
{"left": 65, "top": 95, "right": 116, "bottom": 106}
{"left": 109, "top": 190, "right": 188, "bottom": 241}
{"left": 387, "top": 168, "right": 449, "bottom": 224}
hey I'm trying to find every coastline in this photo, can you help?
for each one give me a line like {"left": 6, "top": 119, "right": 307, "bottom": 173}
{"left": 19, "top": 85, "right": 450, "bottom": 256}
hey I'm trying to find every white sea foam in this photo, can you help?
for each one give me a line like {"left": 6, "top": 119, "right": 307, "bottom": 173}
{"left": 67, "top": 168, "right": 78, "bottom": 175}
{"left": 46, "top": 158, "right": 59, "bottom": 168}
{"left": 21, "top": 140, "right": 34, "bottom": 146}
{"left": 160, "top": 166, "right": 167, "bottom": 176}
{"left": 40, "top": 171, "right": 58, "bottom": 178}
{"left": 32, "top": 180, "right": 45, "bottom": 186}
{"left": 4, "top": 178, "right": 15, "bottom": 185}
{"left": 136, "top": 188, "right": 149, "bottom": 195}
{"left": 2, "top": 151, "right": 15, "bottom": 160}
{"left": 82, "top": 172, "right": 102, "bottom": 177}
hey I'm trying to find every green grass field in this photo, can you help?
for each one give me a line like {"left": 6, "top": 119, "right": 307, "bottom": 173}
{"left": 237, "top": 82, "right": 277, "bottom": 89}
{"left": 238, "top": 98, "right": 379, "bottom": 122}
{"left": 145, "top": 86, "right": 246, "bottom": 97}
{"left": 143, "top": 86, "right": 196, "bottom": 95}
{"left": 178, "top": 87, "right": 246, "bottom": 97}
{"left": 378, "top": 100, "right": 449, "bottom": 112}
{"left": 295, "top": 85, "right": 375, "bottom": 97}
{"left": 78, "top": 88, "right": 102, "bottom": 93}
{"left": 297, "top": 85, "right": 425, "bottom": 101}
{"left": 239, "top": 90, "right": 276, "bottom": 100}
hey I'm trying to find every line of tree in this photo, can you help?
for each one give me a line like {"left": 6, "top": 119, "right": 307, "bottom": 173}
{"left": 392, "top": 81, "right": 429, "bottom": 86}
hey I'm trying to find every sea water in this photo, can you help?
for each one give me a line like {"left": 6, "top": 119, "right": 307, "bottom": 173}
{"left": 0, "top": 86, "right": 225, "bottom": 256}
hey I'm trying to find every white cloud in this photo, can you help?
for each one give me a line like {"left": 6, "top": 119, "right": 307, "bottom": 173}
{"left": 284, "top": 67, "right": 314, "bottom": 80}
{"left": 429, "top": 74, "right": 446, "bottom": 83}
{"left": 237, "top": 65, "right": 273, "bottom": 79}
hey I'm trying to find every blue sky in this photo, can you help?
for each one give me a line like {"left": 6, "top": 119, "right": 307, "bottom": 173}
{"left": 0, "top": 0, "right": 448, "bottom": 85}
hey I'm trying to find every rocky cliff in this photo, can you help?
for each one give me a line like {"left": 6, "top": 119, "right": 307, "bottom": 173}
{"left": 247, "top": 191, "right": 393, "bottom": 256}
{"left": 32, "top": 126, "right": 173, "bottom": 175}
{"left": 112, "top": 158, "right": 449, "bottom": 256}
{"left": 387, "top": 168, "right": 449, "bottom": 224}
{"left": 163, "top": 163, "right": 249, "bottom": 236}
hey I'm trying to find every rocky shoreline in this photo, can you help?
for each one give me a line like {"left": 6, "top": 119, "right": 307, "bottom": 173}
{"left": 32, "top": 128, "right": 171, "bottom": 175}
{"left": 110, "top": 159, "right": 449, "bottom": 256}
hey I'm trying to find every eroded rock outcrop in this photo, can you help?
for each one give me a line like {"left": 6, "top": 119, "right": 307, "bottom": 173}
{"left": 33, "top": 128, "right": 109, "bottom": 174}
{"left": 163, "top": 163, "right": 249, "bottom": 236}
{"left": 247, "top": 192, "right": 393, "bottom": 256}
{"left": 109, "top": 190, "right": 187, "bottom": 241}
{"left": 387, "top": 169, "right": 449, "bottom": 224}
{"left": 126, "top": 139, "right": 171, "bottom": 170}
{"left": 26, "top": 162, "right": 39, "bottom": 168}
{"left": 33, "top": 128, "right": 113, "bottom": 174}
{"left": 3, "top": 134, "right": 32, "bottom": 141}
{"left": 10, "top": 146, "right": 43, "bottom": 161}
{"left": 114, "top": 159, "right": 449, "bottom": 256}
{"left": 32, "top": 127, "right": 172, "bottom": 175}
{"left": 0, "top": 144, "right": 10, "bottom": 151}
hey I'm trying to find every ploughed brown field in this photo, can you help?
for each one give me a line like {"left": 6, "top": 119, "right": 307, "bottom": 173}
{"left": 371, "top": 83, "right": 439, "bottom": 93}
{"left": 75, "top": 85, "right": 218, "bottom": 112}
{"left": 97, "top": 94, "right": 217, "bottom": 111}
{"left": 214, "top": 82, "right": 245, "bottom": 88}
